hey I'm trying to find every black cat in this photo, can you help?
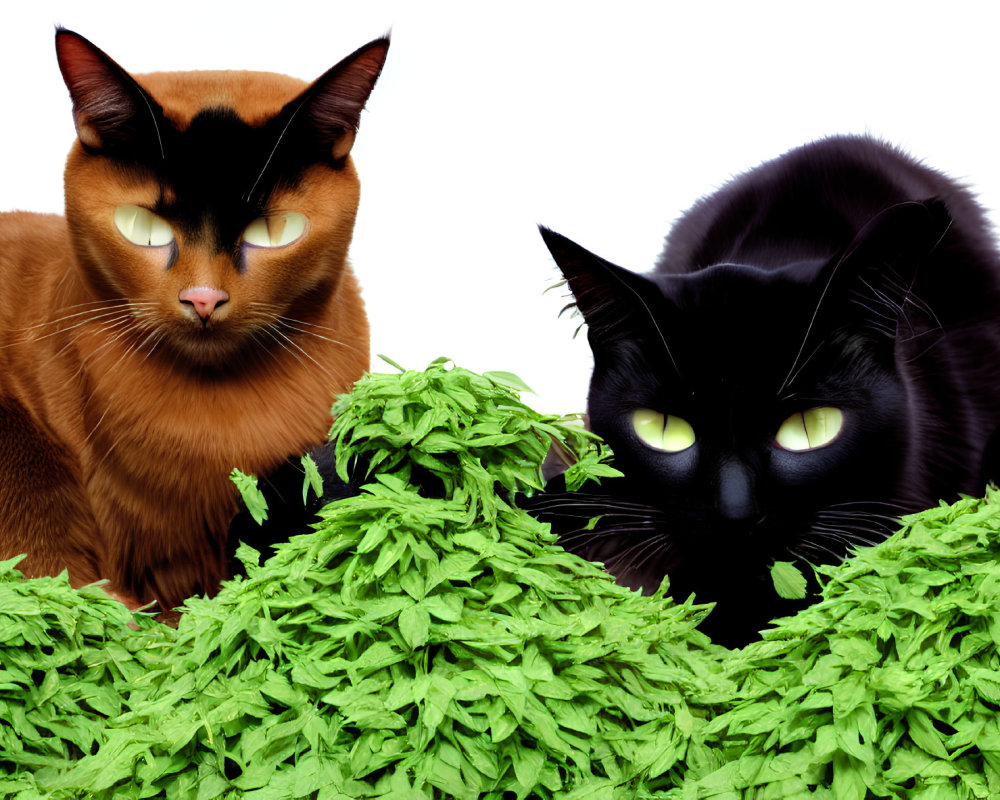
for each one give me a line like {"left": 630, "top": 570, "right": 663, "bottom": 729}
{"left": 230, "top": 136, "right": 1000, "bottom": 648}
{"left": 523, "top": 135, "right": 1000, "bottom": 646}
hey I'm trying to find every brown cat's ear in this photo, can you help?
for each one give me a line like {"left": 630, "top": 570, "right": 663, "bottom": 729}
{"left": 292, "top": 36, "right": 390, "bottom": 161}
{"left": 55, "top": 28, "right": 163, "bottom": 156}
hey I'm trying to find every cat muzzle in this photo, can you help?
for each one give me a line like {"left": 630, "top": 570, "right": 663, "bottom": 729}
{"left": 179, "top": 286, "right": 230, "bottom": 321}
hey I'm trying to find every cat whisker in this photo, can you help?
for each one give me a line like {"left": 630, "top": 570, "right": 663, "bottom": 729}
{"left": 85, "top": 407, "right": 112, "bottom": 444}
{"left": 243, "top": 303, "right": 365, "bottom": 369}
{"left": 815, "top": 508, "right": 900, "bottom": 526}
{"left": 809, "top": 525, "right": 884, "bottom": 550}
{"left": 793, "top": 513, "right": 893, "bottom": 566}
{"left": 86, "top": 328, "right": 177, "bottom": 458}
{"left": 528, "top": 503, "right": 660, "bottom": 522}
{"left": 273, "top": 316, "right": 339, "bottom": 332}
{"left": 39, "top": 302, "right": 159, "bottom": 342}
{"left": 823, "top": 497, "right": 907, "bottom": 512}
{"left": 820, "top": 501, "right": 901, "bottom": 514}
{"left": 34, "top": 312, "right": 138, "bottom": 375}
{"left": 601, "top": 533, "right": 676, "bottom": 583}
{"left": 138, "top": 329, "right": 169, "bottom": 363}
{"left": 245, "top": 303, "right": 368, "bottom": 357}
{"left": 112, "top": 324, "right": 164, "bottom": 371}
{"left": 68, "top": 312, "right": 166, "bottom": 402}
{"left": 263, "top": 324, "right": 349, "bottom": 387}
{"left": 897, "top": 326, "right": 952, "bottom": 366}
{"left": 38, "top": 297, "right": 132, "bottom": 315}
{"left": 274, "top": 319, "right": 367, "bottom": 355}
{"left": 8, "top": 304, "right": 136, "bottom": 344}
{"left": 558, "top": 522, "right": 661, "bottom": 548}
{"left": 255, "top": 325, "right": 310, "bottom": 370}
{"left": 885, "top": 270, "right": 943, "bottom": 333}
{"left": 788, "top": 540, "right": 844, "bottom": 564}
{"left": 850, "top": 293, "right": 898, "bottom": 339}
{"left": 779, "top": 339, "right": 827, "bottom": 399}
{"left": 78, "top": 320, "right": 150, "bottom": 374}
{"left": 523, "top": 492, "right": 662, "bottom": 517}
{"left": 812, "top": 513, "right": 893, "bottom": 534}
{"left": 42, "top": 298, "right": 156, "bottom": 322}
{"left": 268, "top": 315, "right": 351, "bottom": 337}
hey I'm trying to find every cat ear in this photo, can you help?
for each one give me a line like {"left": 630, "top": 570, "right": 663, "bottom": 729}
{"left": 289, "top": 36, "right": 390, "bottom": 162}
{"left": 55, "top": 28, "right": 163, "bottom": 156}
{"left": 821, "top": 199, "right": 953, "bottom": 337}
{"left": 539, "top": 226, "right": 667, "bottom": 350}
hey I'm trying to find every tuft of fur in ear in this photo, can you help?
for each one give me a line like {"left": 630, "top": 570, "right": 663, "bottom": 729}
{"left": 820, "top": 199, "right": 953, "bottom": 340}
{"left": 539, "top": 226, "right": 667, "bottom": 353}
{"left": 54, "top": 28, "right": 163, "bottom": 156}
{"left": 290, "top": 36, "right": 390, "bottom": 162}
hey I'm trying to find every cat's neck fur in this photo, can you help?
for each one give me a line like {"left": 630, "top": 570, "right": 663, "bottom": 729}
{"left": 1, "top": 207, "right": 368, "bottom": 607}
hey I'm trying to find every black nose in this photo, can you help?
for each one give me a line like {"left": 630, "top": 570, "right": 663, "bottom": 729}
{"left": 715, "top": 459, "right": 758, "bottom": 522}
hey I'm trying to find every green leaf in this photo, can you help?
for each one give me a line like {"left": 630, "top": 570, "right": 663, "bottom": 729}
{"left": 483, "top": 370, "right": 535, "bottom": 395}
{"left": 771, "top": 560, "right": 808, "bottom": 600}
{"left": 398, "top": 603, "right": 430, "bottom": 650}
{"left": 377, "top": 354, "right": 406, "bottom": 372}
{"left": 300, "top": 452, "right": 324, "bottom": 504}
{"left": 230, "top": 468, "right": 268, "bottom": 525}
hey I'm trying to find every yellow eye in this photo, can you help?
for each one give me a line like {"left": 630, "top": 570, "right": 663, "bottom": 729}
{"left": 632, "top": 409, "right": 696, "bottom": 453}
{"left": 114, "top": 205, "right": 174, "bottom": 247}
{"left": 242, "top": 212, "right": 308, "bottom": 248}
{"left": 775, "top": 407, "right": 844, "bottom": 452}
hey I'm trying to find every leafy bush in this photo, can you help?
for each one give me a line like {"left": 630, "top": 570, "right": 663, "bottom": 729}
{"left": 3, "top": 359, "right": 1000, "bottom": 799}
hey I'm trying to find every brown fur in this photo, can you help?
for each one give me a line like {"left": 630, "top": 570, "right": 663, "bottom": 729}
{"left": 0, "top": 32, "right": 386, "bottom": 615}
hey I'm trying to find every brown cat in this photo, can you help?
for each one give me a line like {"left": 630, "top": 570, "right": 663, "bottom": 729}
{"left": 0, "top": 29, "right": 387, "bottom": 615}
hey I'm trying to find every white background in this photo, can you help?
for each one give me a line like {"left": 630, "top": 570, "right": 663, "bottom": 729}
{"left": 2, "top": 1, "right": 998, "bottom": 414}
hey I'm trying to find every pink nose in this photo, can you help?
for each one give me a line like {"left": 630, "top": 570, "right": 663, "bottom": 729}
{"left": 179, "top": 286, "right": 230, "bottom": 319}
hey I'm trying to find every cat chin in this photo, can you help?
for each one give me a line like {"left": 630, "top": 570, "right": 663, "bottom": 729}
{"left": 158, "top": 328, "right": 260, "bottom": 372}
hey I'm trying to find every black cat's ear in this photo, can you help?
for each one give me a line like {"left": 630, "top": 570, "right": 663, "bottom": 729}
{"left": 539, "top": 226, "right": 667, "bottom": 350}
{"left": 821, "top": 199, "right": 953, "bottom": 337}
{"left": 55, "top": 28, "right": 163, "bottom": 156}
{"left": 288, "top": 36, "right": 390, "bottom": 162}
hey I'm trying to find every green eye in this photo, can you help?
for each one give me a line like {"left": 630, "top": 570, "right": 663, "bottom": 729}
{"left": 242, "top": 212, "right": 308, "bottom": 248}
{"left": 775, "top": 407, "right": 844, "bottom": 452}
{"left": 632, "top": 409, "right": 696, "bottom": 453}
{"left": 114, "top": 205, "right": 174, "bottom": 247}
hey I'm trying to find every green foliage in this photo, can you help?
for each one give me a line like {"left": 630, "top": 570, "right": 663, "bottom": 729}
{"left": 0, "top": 558, "right": 166, "bottom": 799}
{"left": 4, "top": 358, "right": 1000, "bottom": 799}
{"left": 678, "top": 493, "right": 1000, "bottom": 799}
{"left": 770, "top": 560, "right": 809, "bottom": 600}
{"left": 231, "top": 469, "right": 268, "bottom": 525}
{"left": 300, "top": 453, "right": 324, "bottom": 504}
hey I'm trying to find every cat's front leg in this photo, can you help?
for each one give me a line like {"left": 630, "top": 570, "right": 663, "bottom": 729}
{"left": 0, "top": 395, "right": 104, "bottom": 588}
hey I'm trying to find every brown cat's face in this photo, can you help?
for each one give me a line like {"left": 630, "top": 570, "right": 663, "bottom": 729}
{"left": 56, "top": 30, "right": 388, "bottom": 370}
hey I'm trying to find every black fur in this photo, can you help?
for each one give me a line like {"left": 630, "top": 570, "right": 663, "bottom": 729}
{"left": 524, "top": 136, "right": 1000, "bottom": 647}
{"left": 226, "top": 445, "right": 359, "bottom": 576}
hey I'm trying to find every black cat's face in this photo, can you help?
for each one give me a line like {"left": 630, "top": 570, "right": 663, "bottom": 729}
{"left": 584, "top": 262, "right": 908, "bottom": 581}
{"left": 538, "top": 201, "right": 949, "bottom": 612}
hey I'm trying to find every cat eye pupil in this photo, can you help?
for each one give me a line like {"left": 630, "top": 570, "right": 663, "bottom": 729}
{"left": 775, "top": 407, "right": 844, "bottom": 452}
{"left": 113, "top": 205, "right": 174, "bottom": 247}
{"left": 242, "top": 212, "right": 307, "bottom": 248}
{"left": 631, "top": 409, "right": 696, "bottom": 453}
